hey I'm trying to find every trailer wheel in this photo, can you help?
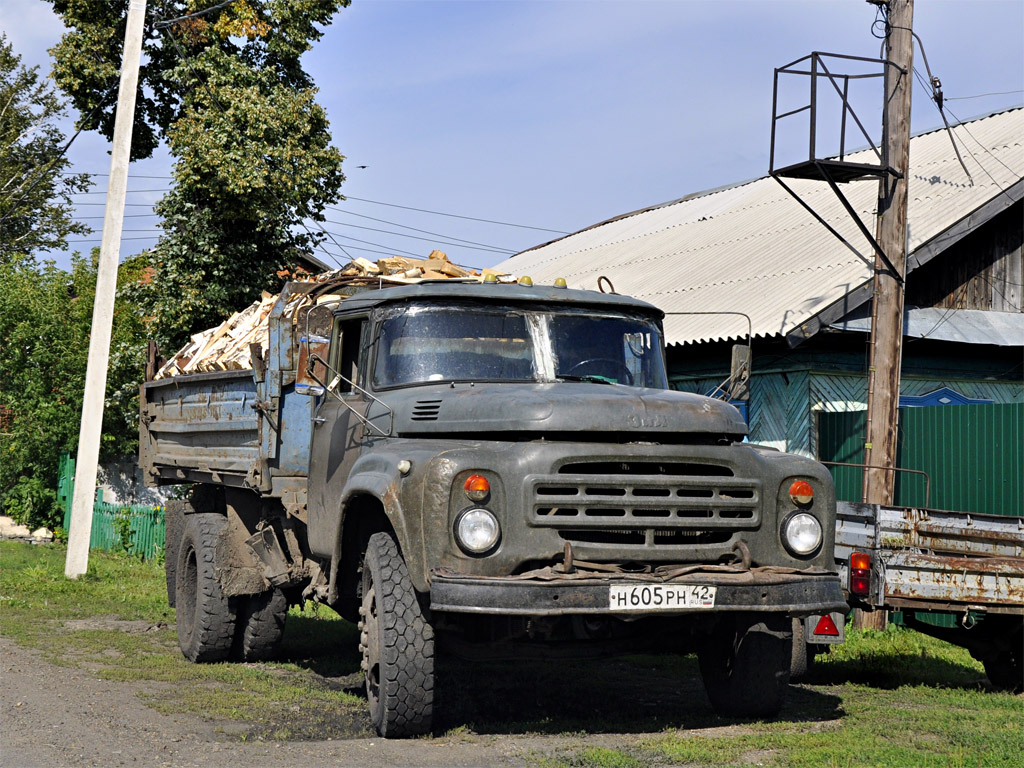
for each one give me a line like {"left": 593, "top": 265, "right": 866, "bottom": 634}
{"left": 233, "top": 588, "right": 288, "bottom": 661}
{"left": 358, "top": 532, "right": 434, "bottom": 738}
{"left": 698, "top": 613, "right": 792, "bottom": 718}
{"left": 175, "top": 513, "right": 236, "bottom": 662}
{"left": 983, "top": 624, "right": 1023, "bottom": 693}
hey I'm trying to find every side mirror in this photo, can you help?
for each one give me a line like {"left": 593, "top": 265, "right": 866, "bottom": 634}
{"left": 728, "top": 344, "right": 751, "bottom": 401}
{"left": 295, "top": 305, "right": 333, "bottom": 396}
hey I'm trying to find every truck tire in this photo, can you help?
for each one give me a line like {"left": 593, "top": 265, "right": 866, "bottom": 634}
{"left": 163, "top": 500, "right": 185, "bottom": 607}
{"left": 698, "top": 613, "right": 792, "bottom": 718}
{"left": 175, "top": 512, "right": 236, "bottom": 662}
{"left": 359, "top": 532, "right": 435, "bottom": 738}
{"left": 233, "top": 589, "right": 288, "bottom": 662}
{"left": 790, "top": 617, "right": 811, "bottom": 681}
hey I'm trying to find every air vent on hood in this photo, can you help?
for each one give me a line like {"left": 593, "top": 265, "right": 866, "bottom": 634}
{"left": 411, "top": 399, "right": 443, "bottom": 421}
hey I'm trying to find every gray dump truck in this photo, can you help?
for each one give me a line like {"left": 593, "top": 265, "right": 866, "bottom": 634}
{"left": 141, "top": 278, "right": 846, "bottom": 737}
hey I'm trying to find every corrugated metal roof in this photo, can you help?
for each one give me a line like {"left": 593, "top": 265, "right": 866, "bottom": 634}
{"left": 830, "top": 307, "right": 1024, "bottom": 346}
{"left": 494, "top": 108, "right": 1024, "bottom": 345}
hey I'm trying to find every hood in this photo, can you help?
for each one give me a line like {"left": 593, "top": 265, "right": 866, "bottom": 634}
{"left": 371, "top": 382, "right": 748, "bottom": 437}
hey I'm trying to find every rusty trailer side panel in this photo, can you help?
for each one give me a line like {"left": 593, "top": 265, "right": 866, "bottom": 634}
{"left": 835, "top": 501, "right": 1024, "bottom": 615}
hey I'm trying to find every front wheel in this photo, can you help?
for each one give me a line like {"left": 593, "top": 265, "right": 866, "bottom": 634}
{"left": 698, "top": 613, "right": 792, "bottom": 718}
{"left": 359, "top": 533, "right": 435, "bottom": 737}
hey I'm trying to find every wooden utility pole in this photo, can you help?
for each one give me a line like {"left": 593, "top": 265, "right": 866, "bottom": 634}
{"left": 863, "top": 0, "right": 914, "bottom": 505}
{"left": 858, "top": 0, "right": 914, "bottom": 630}
{"left": 65, "top": 0, "right": 148, "bottom": 578}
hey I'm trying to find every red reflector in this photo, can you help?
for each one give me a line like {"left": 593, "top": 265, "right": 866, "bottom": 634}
{"left": 814, "top": 614, "right": 840, "bottom": 636}
{"left": 850, "top": 551, "right": 871, "bottom": 571}
{"left": 851, "top": 575, "right": 870, "bottom": 596}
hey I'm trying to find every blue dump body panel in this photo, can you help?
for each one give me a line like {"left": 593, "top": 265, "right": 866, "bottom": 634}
{"left": 140, "top": 283, "right": 318, "bottom": 495}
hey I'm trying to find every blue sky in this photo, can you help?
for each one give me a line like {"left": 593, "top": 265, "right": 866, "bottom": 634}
{"left": 5, "top": 0, "right": 1023, "bottom": 273}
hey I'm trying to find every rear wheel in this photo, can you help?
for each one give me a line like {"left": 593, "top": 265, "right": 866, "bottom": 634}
{"left": 359, "top": 532, "right": 435, "bottom": 737}
{"left": 175, "top": 513, "right": 236, "bottom": 662}
{"left": 698, "top": 613, "right": 792, "bottom": 718}
{"left": 233, "top": 588, "right": 288, "bottom": 661}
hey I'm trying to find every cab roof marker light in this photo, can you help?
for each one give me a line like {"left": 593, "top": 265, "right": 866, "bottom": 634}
{"left": 554, "top": 277, "right": 567, "bottom": 288}
{"left": 518, "top": 275, "right": 533, "bottom": 286}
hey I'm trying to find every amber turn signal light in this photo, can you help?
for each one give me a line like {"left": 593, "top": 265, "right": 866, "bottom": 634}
{"left": 464, "top": 474, "right": 490, "bottom": 501}
{"left": 789, "top": 480, "right": 814, "bottom": 506}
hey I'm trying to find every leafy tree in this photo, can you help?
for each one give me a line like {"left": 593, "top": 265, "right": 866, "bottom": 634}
{"left": 0, "top": 33, "right": 91, "bottom": 266}
{"left": 0, "top": 255, "right": 147, "bottom": 530}
{"left": 48, "top": 1, "right": 348, "bottom": 350}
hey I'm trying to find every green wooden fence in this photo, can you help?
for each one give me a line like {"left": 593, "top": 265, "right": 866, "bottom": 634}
{"left": 57, "top": 453, "right": 166, "bottom": 561}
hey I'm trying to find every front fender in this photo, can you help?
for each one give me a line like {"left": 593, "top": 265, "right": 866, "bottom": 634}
{"left": 335, "top": 469, "right": 430, "bottom": 592}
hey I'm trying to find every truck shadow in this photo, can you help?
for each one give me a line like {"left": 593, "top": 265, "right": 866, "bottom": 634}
{"left": 433, "top": 653, "right": 843, "bottom": 736}
{"left": 279, "top": 615, "right": 845, "bottom": 736}
{"left": 806, "top": 653, "right": 990, "bottom": 691}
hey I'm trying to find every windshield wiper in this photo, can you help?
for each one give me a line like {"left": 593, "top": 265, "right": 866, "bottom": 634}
{"left": 554, "top": 374, "right": 616, "bottom": 385}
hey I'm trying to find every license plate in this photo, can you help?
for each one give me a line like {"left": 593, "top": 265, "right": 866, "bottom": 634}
{"left": 608, "top": 584, "right": 717, "bottom": 611}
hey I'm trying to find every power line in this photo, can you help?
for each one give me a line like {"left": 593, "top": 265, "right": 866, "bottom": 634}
{"left": 71, "top": 188, "right": 172, "bottom": 195}
{"left": 946, "top": 90, "right": 1024, "bottom": 101}
{"left": 342, "top": 195, "right": 570, "bottom": 235}
{"left": 325, "top": 206, "right": 518, "bottom": 252}
{"left": 321, "top": 217, "right": 514, "bottom": 255}
{"left": 946, "top": 105, "right": 1024, "bottom": 182}
{"left": 61, "top": 172, "right": 172, "bottom": 179}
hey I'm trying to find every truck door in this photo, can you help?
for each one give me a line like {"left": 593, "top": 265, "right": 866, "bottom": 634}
{"left": 307, "top": 315, "right": 369, "bottom": 558}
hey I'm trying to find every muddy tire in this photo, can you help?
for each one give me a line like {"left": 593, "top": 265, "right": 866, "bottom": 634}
{"left": 698, "top": 613, "right": 792, "bottom": 718}
{"left": 790, "top": 617, "right": 813, "bottom": 681}
{"left": 233, "top": 589, "right": 288, "bottom": 662}
{"left": 359, "top": 532, "right": 434, "bottom": 738}
{"left": 163, "top": 501, "right": 185, "bottom": 607}
{"left": 175, "top": 513, "right": 236, "bottom": 662}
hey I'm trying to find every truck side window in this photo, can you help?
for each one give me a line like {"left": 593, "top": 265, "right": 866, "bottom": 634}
{"left": 334, "top": 318, "right": 365, "bottom": 394}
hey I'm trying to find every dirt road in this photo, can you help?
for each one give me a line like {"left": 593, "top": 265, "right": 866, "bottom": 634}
{"left": 1, "top": 638, "right": 654, "bottom": 768}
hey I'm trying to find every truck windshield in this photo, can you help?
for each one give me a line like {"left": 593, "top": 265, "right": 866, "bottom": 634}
{"left": 372, "top": 305, "right": 668, "bottom": 389}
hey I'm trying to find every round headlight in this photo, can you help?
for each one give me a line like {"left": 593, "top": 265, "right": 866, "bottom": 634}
{"left": 782, "top": 512, "right": 822, "bottom": 556}
{"left": 455, "top": 508, "right": 500, "bottom": 555}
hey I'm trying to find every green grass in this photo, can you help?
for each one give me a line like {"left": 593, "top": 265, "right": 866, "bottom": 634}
{"left": 535, "top": 631, "right": 1023, "bottom": 768}
{"left": 2, "top": 540, "right": 1022, "bottom": 765}
{"left": 0, "top": 540, "right": 369, "bottom": 740}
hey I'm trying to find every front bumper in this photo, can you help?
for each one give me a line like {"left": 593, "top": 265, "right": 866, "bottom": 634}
{"left": 430, "top": 566, "right": 847, "bottom": 618}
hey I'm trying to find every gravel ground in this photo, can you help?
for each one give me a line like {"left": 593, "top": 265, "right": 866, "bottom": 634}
{"left": 1, "top": 637, "right": 610, "bottom": 768}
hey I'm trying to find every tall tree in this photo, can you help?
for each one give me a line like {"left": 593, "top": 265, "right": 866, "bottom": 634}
{"left": 0, "top": 34, "right": 91, "bottom": 266}
{"left": 48, "top": 1, "right": 348, "bottom": 349}
{"left": 0, "top": 254, "right": 147, "bottom": 530}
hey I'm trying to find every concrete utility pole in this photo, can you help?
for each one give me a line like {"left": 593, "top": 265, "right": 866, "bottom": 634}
{"left": 65, "top": 0, "right": 148, "bottom": 578}
{"left": 863, "top": 0, "right": 914, "bottom": 507}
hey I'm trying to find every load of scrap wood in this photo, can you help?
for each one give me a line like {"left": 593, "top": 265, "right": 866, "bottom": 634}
{"left": 154, "top": 251, "right": 510, "bottom": 379}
